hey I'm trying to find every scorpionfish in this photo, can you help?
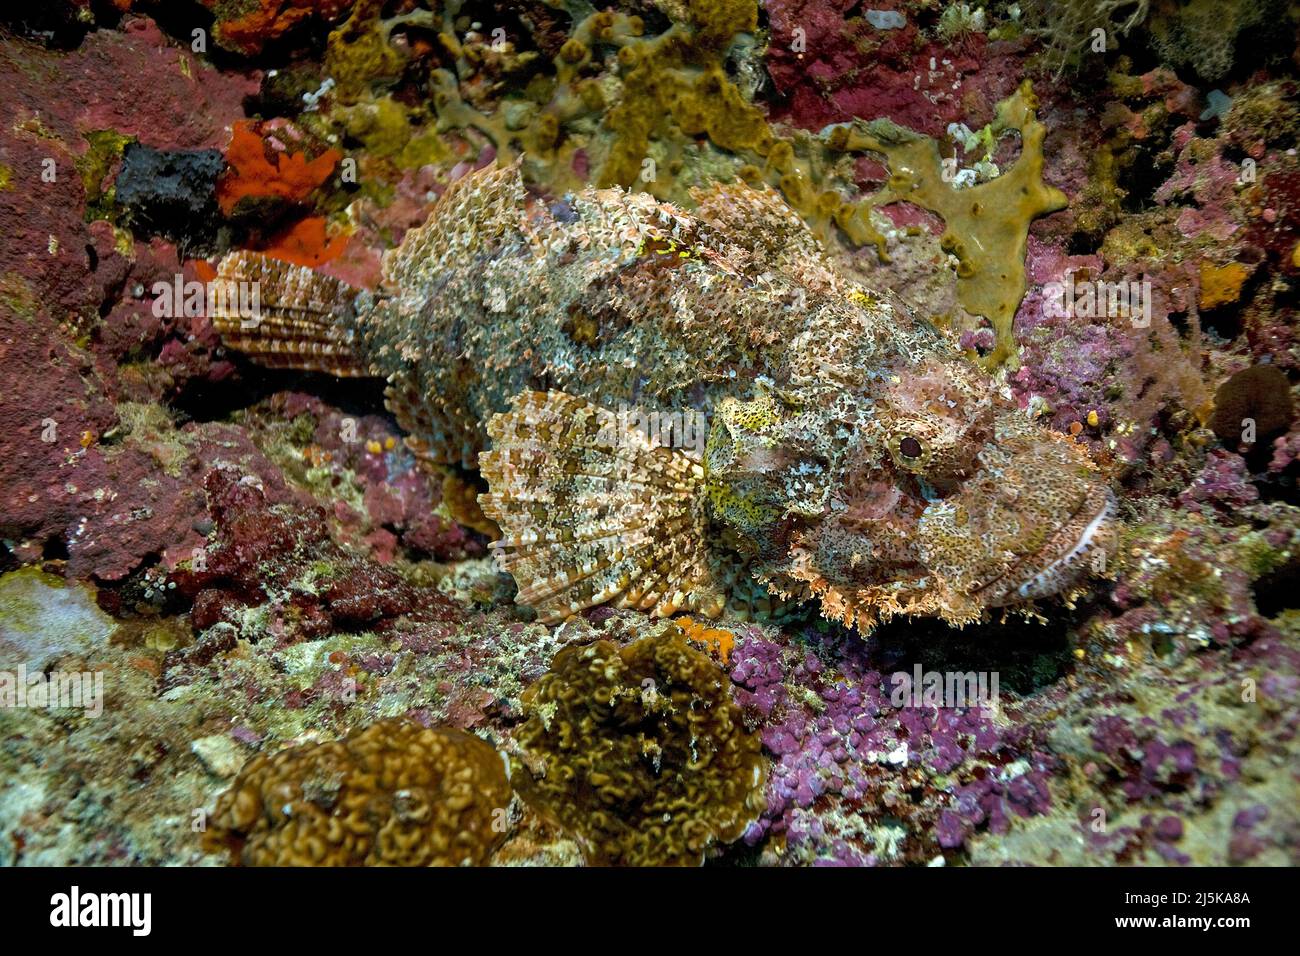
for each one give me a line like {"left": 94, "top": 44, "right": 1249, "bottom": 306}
{"left": 214, "top": 160, "right": 1117, "bottom": 631}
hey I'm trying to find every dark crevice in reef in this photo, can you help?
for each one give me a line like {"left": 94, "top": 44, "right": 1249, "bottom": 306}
{"left": 1257, "top": 474, "right": 1298, "bottom": 506}
{"left": 1252, "top": 557, "right": 1300, "bottom": 619}
{"left": 833, "top": 603, "right": 1090, "bottom": 698}
{"left": 1115, "top": 147, "right": 1173, "bottom": 214}
{"left": 41, "top": 535, "right": 70, "bottom": 562}
{"left": 1163, "top": 307, "right": 1192, "bottom": 339}
{"left": 1064, "top": 227, "right": 1101, "bottom": 257}
{"left": 1221, "top": 19, "right": 1299, "bottom": 87}
{"left": 1241, "top": 442, "right": 1277, "bottom": 475}
{"left": 1121, "top": 46, "right": 1164, "bottom": 81}
{"left": 0, "top": 7, "right": 95, "bottom": 49}
{"left": 172, "top": 363, "right": 392, "bottom": 426}
{"left": 99, "top": 554, "right": 194, "bottom": 619}
{"left": 1199, "top": 302, "right": 1244, "bottom": 344}
{"left": 706, "top": 838, "right": 764, "bottom": 868}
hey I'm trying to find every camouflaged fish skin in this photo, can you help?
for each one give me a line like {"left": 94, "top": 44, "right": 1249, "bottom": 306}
{"left": 216, "top": 161, "right": 1118, "bottom": 631}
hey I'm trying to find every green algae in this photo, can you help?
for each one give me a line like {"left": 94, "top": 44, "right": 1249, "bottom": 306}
{"left": 0, "top": 273, "right": 40, "bottom": 321}
{"left": 76, "top": 130, "right": 134, "bottom": 223}
{"left": 0, "top": 568, "right": 117, "bottom": 669}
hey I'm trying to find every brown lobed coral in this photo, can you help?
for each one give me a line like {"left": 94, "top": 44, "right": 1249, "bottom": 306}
{"left": 513, "top": 626, "right": 766, "bottom": 866}
{"left": 1209, "top": 364, "right": 1295, "bottom": 445}
{"left": 205, "top": 719, "right": 512, "bottom": 866}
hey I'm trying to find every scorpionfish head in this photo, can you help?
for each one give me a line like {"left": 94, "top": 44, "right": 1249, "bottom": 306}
{"left": 703, "top": 351, "right": 1118, "bottom": 631}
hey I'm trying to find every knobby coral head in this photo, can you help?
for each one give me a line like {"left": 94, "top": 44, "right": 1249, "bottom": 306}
{"left": 705, "top": 330, "right": 1119, "bottom": 632}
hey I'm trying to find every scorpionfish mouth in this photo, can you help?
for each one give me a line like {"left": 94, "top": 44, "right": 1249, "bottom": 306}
{"left": 976, "top": 484, "right": 1119, "bottom": 607}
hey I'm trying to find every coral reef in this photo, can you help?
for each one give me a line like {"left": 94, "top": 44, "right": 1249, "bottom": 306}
{"left": 205, "top": 0, "right": 357, "bottom": 57}
{"left": 512, "top": 626, "right": 766, "bottom": 865}
{"left": 1, "top": 0, "right": 1299, "bottom": 871}
{"left": 205, "top": 718, "right": 511, "bottom": 865}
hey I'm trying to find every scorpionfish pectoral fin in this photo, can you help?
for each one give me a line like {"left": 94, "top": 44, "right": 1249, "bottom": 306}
{"left": 478, "top": 390, "right": 727, "bottom": 624}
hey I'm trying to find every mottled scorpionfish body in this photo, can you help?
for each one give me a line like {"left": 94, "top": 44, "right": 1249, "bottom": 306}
{"left": 215, "top": 161, "right": 1117, "bottom": 630}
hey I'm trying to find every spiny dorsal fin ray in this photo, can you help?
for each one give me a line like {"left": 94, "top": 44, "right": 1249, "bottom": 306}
{"left": 690, "top": 180, "right": 824, "bottom": 268}
{"left": 383, "top": 157, "right": 537, "bottom": 283}
{"left": 478, "top": 390, "right": 725, "bottom": 624}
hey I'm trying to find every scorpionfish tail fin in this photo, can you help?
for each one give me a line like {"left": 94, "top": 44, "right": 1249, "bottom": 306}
{"left": 212, "top": 251, "right": 371, "bottom": 377}
{"left": 478, "top": 390, "right": 727, "bottom": 625}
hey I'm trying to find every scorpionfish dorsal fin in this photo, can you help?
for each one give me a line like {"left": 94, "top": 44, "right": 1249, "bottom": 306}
{"left": 383, "top": 157, "right": 537, "bottom": 284}
{"left": 690, "top": 180, "right": 823, "bottom": 266}
{"left": 478, "top": 390, "right": 726, "bottom": 624}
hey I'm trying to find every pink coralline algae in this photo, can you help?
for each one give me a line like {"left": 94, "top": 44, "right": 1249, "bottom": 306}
{"left": 0, "top": 291, "right": 269, "bottom": 580}
{"left": 729, "top": 627, "right": 1054, "bottom": 864}
{"left": 1156, "top": 129, "right": 1244, "bottom": 242}
{"left": 1009, "top": 239, "right": 1207, "bottom": 464}
{"left": 764, "top": 2, "right": 1024, "bottom": 138}
{"left": 170, "top": 463, "right": 454, "bottom": 644}
{"left": 1178, "top": 450, "right": 1260, "bottom": 513}
{"left": 1270, "top": 429, "right": 1300, "bottom": 473}
{"left": 260, "top": 391, "right": 484, "bottom": 563}
{"left": 0, "top": 18, "right": 258, "bottom": 153}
